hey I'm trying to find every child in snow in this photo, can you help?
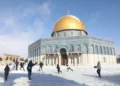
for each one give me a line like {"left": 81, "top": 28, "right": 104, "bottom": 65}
{"left": 94, "top": 61, "right": 101, "bottom": 78}
{"left": 20, "top": 62, "right": 25, "bottom": 71}
{"left": 56, "top": 64, "right": 62, "bottom": 74}
{"left": 4, "top": 64, "right": 10, "bottom": 81}
{"left": 39, "top": 61, "right": 43, "bottom": 71}
{"left": 67, "top": 65, "right": 73, "bottom": 72}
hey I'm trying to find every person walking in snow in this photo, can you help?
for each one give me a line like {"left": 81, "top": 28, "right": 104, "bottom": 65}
{"left": 94, "top": 61, "right": 101, "bottom": 78}
{"left": 20, "top": 62, "right": 25, "bottom": 71}
{"left": 56, "top": 64, "right": 62, "bottom": 74}
{"left": 15, "top": 60, "right": 19, "bottom": 71}
{"left": 4, "top": 64, "right": 10, "bottom": 81}
{"left": 27, "top": 60, "right": 37, "bottom": 80}
{"left": 39, "top": 61, "right": 43, "bottom": 71}
{"left": 66, "top": 65, "right": 73, "bottom": 72}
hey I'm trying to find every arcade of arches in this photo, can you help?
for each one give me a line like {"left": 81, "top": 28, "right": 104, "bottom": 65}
{"left": 1, "top": 54, "right": 20, "bottom": 65}
{"left": 42, "top": 48, "right": 82, "bottom": 66}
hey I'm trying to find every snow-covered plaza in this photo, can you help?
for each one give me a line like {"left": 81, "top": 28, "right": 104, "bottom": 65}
{"left": 0, "top": 64, "right": 120, "bottom": 86}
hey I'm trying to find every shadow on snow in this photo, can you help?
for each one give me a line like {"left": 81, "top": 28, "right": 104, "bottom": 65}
{"left": 82, "top": 74, "right": 120, "bottom": 85}
{"left": 0, "top": 73, "right": 87, "bottom": 86}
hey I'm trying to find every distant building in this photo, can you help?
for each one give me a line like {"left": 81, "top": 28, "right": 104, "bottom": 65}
{"left": 28, "top": 14, "right": 117, "bottom": 66}
{"left": 0, "top": 54, "right": 20, "bottom": 65}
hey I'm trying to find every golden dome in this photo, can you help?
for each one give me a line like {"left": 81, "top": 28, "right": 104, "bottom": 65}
{"left": 53, "top": 15, "right": 87, "bottom": 33}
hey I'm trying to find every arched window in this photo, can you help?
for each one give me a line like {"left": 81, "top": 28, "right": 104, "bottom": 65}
{"left": 33, "top": 49, "right": 35, "bottom": 57}
{"left": 70, "top": 45, "right": 74, "bottom": 52}
{"left": 58, "top": 33, "right": 60, "bottom": 37}
{"left": 110, "top": 48, "right": 112, "bottom": 55}
{"left": 107, "top": 47, "right": 110, "bottom": 55}
{"left": 37, "top": 48, "right": 38, "bottom": 56}
{"left": 91, "top": 44, "right": 94, "bottom": 54}
{"left": 106, "top": 47, "right": 109, "bottom": 55}
{"left": 79, "top": 31, "right": 81, "bottom": 35}
{"left": 64, "top": 32, "right": 66, "bottom": 36}
{"left": 99, "top": 46, "right": 103, "bottom": 54}
{"left": 95, "top": 45, "right": 99, "bottom": 54}
{"left": 49, "top": 46, "right": 52, "bottom": 53}
{"left": 55, "top": 46, "right": 59, "bottom": 53}
{"left": 32, "top": 50, "right": 34, "bottom": 57}
{"left": 38, "top": 47, "right": 40, "bottom": 56}
{"left": 103, "top": 47, "right": 106, "bottom": 55}
{"left": 42, "top": 46, "right": 46, "bottom": 54}
{"left": 112, "top": 48, "right": 115, "bottom": 55}
{"left": 35, "top": 49, "right": 36, "bottom": 57}
{"left": 76, "top": 45, "right": 81, "bottom": 52}
{"left": 82, "top": 44, "right": 88, "bottom": 54}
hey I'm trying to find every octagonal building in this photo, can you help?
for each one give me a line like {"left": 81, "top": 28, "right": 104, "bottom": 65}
{"left": 28, "top": 14, "right": 116, "bottom": 66}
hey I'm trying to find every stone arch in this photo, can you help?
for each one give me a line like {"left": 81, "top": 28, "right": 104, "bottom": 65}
{"left": 48, "top": 46, "right": 52, "bottom": 53}
{"left": 95, "top": 45, "right": 99, "bottom": 54}
{"left": 36, "top": 48, "right": 38, "bottom": 57}
{"left": 103, "top": 46, "right": 106, "bottom": 55}
{"left": 99, "top": 46, "right": 103, "bottom": 54}
{"left": 107, "top": 47, "right": 110, "bottom": 55}
{"left": 42, "top": 46, "right": 46, "bottom": 54}
{"left": 112, "top": 48, "right": 115, "bottom": 55}
{"left": 90, "top": 44, "right": 94, "bottom": 54}
{"left": 54, "top": 45, "right": 59, "bottom": 53}
{"left": 106, "top": 47, "right": 109, "bottom": 55}
{"left": 76, "top": 44, "right": 81, "bottom": 52}
{"left": 60, "top": 48, "right": 68, "bottom": 65}
{"left": 70, "top": 45, "right": 74, "bottom": 52}
{"left": 35, "top": 49, "right": 37, "bottom": 57}
{"left": 82, "top": 44, "right": 88, "bottom": 54}
{"left": 110, "top": 48, "right": 112, "bottom": 55}
{"left": 10, "top": 57, "right": 12, "bottom": 60}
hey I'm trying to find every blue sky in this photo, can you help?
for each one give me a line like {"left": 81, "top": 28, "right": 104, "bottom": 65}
{"left": 0, "top": 0, "right": 120, "bottom": 57}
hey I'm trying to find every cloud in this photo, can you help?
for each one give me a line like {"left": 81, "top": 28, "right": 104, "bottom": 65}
{"left": 22, "top": 1, "right": 51, "bottom": 18}
{"left": 0, "top": 0, "right": 52, "bottom": 58}
{"left": 89, "top": 11, "right": 100, "bottom": 25}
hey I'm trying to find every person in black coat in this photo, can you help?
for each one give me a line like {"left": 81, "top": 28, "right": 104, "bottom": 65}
{"left": 56, "top": 64, "right": 62, "bottom": 74}
{"left": 39, "top": 61, "right": 43, "bottom": 71}
{"left": 4, "top": 64, "right": 10, "bottom": 81}
{"left": 27, "top": 60, "right": 37, "bottom": 80}
{"left": 20, "top": 62, "right": 25, "bottom": 71}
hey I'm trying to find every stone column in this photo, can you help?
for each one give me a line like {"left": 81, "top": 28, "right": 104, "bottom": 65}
{"left": 58, "top": 54, "right": 61, "bottom": 65}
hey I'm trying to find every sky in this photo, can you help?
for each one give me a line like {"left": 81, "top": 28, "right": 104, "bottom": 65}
{"left": 0, "top": 0, "right": 120, "bottom": 58}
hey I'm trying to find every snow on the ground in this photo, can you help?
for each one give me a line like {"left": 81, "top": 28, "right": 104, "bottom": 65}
{"left": 0, "top": 64, "right": 120, "bottom": 86}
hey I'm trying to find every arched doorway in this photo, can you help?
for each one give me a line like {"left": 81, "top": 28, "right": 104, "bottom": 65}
{"left": 60, "top": 48, "right": 68, "bottom": 65}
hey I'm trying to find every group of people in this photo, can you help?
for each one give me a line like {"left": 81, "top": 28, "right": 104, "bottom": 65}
{"left": 4, "top": 60, "right": 101, "bottom": 81}
{"left": 4, "top": 60, "right": 44, "bottom": 81}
